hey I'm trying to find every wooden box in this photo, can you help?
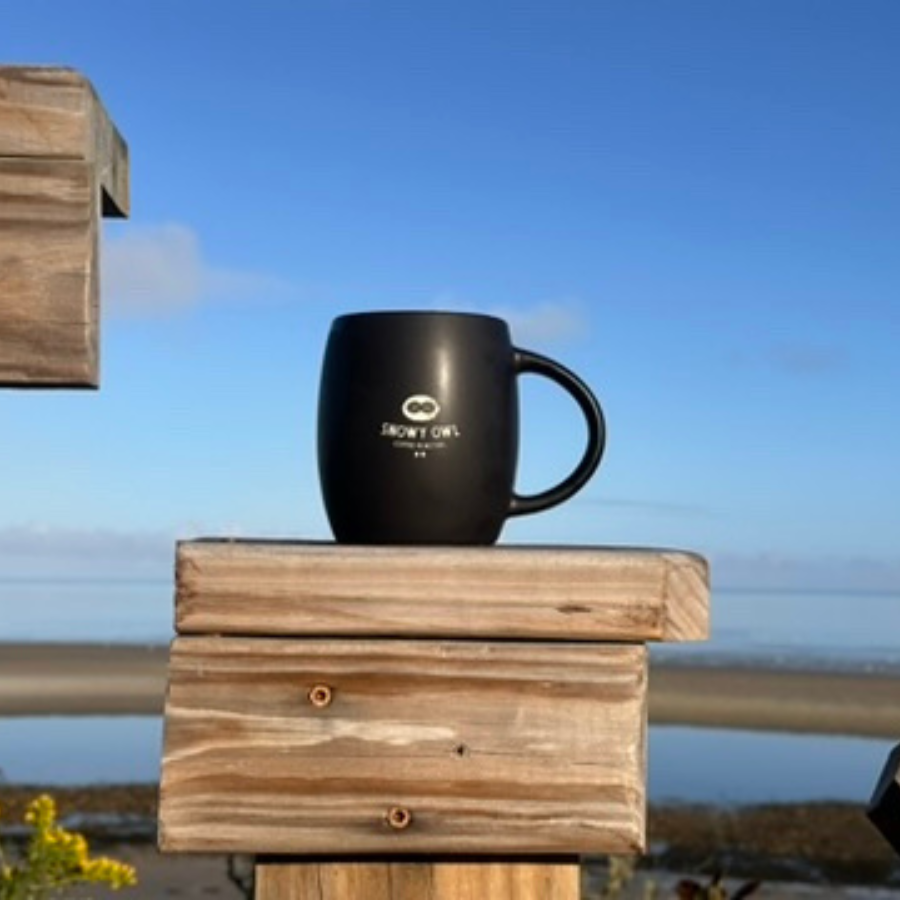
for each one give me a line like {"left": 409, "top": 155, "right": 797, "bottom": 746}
{"left": 0, "top": 66, "right": 129, "bottom": 387}
{"left": 159, "top": 541, "right": 709, "bottom": 857}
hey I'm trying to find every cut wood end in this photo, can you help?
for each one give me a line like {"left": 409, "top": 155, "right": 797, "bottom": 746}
{"left": 661, "top": 551, "right": 710, "bottom": 642}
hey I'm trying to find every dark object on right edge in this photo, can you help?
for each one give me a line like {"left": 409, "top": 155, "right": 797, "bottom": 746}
{"left": 868, "top": 742, "right": 900, "bottom": 856}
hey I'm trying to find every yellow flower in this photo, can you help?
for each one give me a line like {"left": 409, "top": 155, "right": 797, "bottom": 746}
{"left": 1, "top": 792, "right": 138, "bottom": 897}
{"left": 99, "top": 857, "right": 137, "bottom": 889}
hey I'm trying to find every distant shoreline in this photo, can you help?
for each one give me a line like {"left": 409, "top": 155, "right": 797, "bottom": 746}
{"left": 2, "top": 641, "right": 899, "bottom": 739}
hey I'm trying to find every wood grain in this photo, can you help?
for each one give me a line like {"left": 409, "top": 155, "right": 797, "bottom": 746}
{"left": 0, "top": 159, "right": 98, "bottom": 384}
{"left": 0, "top": 66, "right": 128, "bottom": 213}
{"left": 0, "top": 66, "right": 129, "bottom": 386}
{"left": 254, "top": 860, "right": 580, "bottom": 899}
{"left": 175, "top": 540, "right": 709, "bottom": 642}
{"left": 159, "top": 637, "right": 646, "bottom": 855}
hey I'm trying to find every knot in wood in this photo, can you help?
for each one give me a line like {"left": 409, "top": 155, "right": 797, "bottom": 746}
{"left": 307, "top": 684, "right": 333, "bottom": 708}
{"left": 386, "top": 806, "right": 413, "bottom": 831}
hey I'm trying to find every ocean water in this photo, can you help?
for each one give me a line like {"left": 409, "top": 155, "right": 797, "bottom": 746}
{"left": 1, "top": 717, "right": 163, "bottom": 786}
{"left": 1, "top": 580, "right": 898, "bottom": 802}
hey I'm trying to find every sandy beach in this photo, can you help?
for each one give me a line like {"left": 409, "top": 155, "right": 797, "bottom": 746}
{"left": 2, "top": 642, "right": 899, "bottom": 738}
{"left": 648, "top": 662, "right": 900, "bottom": 739}
{"left": 0, "top": 644, "right": 167, "bottom": 716}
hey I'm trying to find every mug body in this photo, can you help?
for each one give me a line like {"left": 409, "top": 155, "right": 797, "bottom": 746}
{"left": 318, "top": 311, "right": 517, "bottom": 544}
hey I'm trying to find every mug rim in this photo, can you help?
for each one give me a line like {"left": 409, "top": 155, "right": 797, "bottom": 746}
{"left": 332, "top": 309, "right": 508, "bottom": 327}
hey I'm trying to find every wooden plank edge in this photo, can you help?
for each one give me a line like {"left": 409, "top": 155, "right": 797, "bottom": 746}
{"left": 0, "top": 66, "right": 129, "bottom": 216}
{"left": 174, "top": 539, "right": 709, "bottom": 644}
{"left": 157, "top": 824, "right": 645, "bottom": 858}
{"left": 86, "top": 76, "right": 129, "bottom": 217}
{"left": 661, "top": 551, "right": 710, "bottom": 642}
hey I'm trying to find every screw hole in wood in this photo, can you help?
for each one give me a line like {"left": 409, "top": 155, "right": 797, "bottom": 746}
{"left": 307, "top": 684, "right": 333, "bottom": 708}
{"left": 386, "top": 806, "right": 413, "bottom": 831}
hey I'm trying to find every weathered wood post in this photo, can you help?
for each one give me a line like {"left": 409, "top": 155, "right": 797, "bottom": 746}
{"left": 0, "top": 65, "right": 129, "bottom": 387}
{"left": 159, "top": 541, "right": 709, "bottom": 898}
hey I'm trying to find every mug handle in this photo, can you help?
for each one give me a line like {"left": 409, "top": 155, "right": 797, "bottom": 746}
{"left": 509, "top": 348, "right": 606, "bottom": 517}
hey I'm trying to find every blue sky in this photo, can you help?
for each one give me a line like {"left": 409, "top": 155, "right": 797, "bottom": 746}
{"left": 2, "top": 1, "right": 899, "bottom": 590}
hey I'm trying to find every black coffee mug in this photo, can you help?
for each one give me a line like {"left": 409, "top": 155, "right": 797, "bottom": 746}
{"left": 318, "top": 311, "right": 606, "bottom": 544}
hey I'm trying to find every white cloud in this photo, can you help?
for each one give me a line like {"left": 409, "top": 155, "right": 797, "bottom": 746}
{"left": 422, "top": 296, "right": 588, "bottom": 345}
{"left": 102, "top": 222, "right": 288, "bottom": 315}
{"left": 765, "top": 342, "right": 847, "bottom": 376}
{"left": 588, "top": 496, "right": 711, "bottom": 517}
{"left": 729, "top": 341, "right": 849, "bottom": 377}
{"left": 493, "top": 301, "right": 588, "bottom": 345}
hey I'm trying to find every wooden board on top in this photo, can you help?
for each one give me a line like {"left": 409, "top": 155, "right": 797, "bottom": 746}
{"left": 175, "top": 540, "right": 709, "bottom": 642}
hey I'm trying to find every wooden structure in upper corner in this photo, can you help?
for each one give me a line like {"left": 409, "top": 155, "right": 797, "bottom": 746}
{"left": 159, "top": 541, "right": 709, "bottom": 899}
{"left": 0, "top": 66, "right": 129, "bottom": 387}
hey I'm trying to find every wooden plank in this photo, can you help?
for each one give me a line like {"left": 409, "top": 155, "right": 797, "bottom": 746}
{"left": 158, "top": 636, "right": 646, "bottom": 855}
{"left": 175, "top": 540, "right": 709, "bottom": 642}
{"left": 0, "top": 66, "right": 128, "bottom": 215}
{"left": 0, "top": 66, "right": 129, "bottom": 387}
{"left": 254, "top": 860, "right": 580, "bottom": 899}
{"left": 0, "top": 158, "right": 98, "bottom": 385}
